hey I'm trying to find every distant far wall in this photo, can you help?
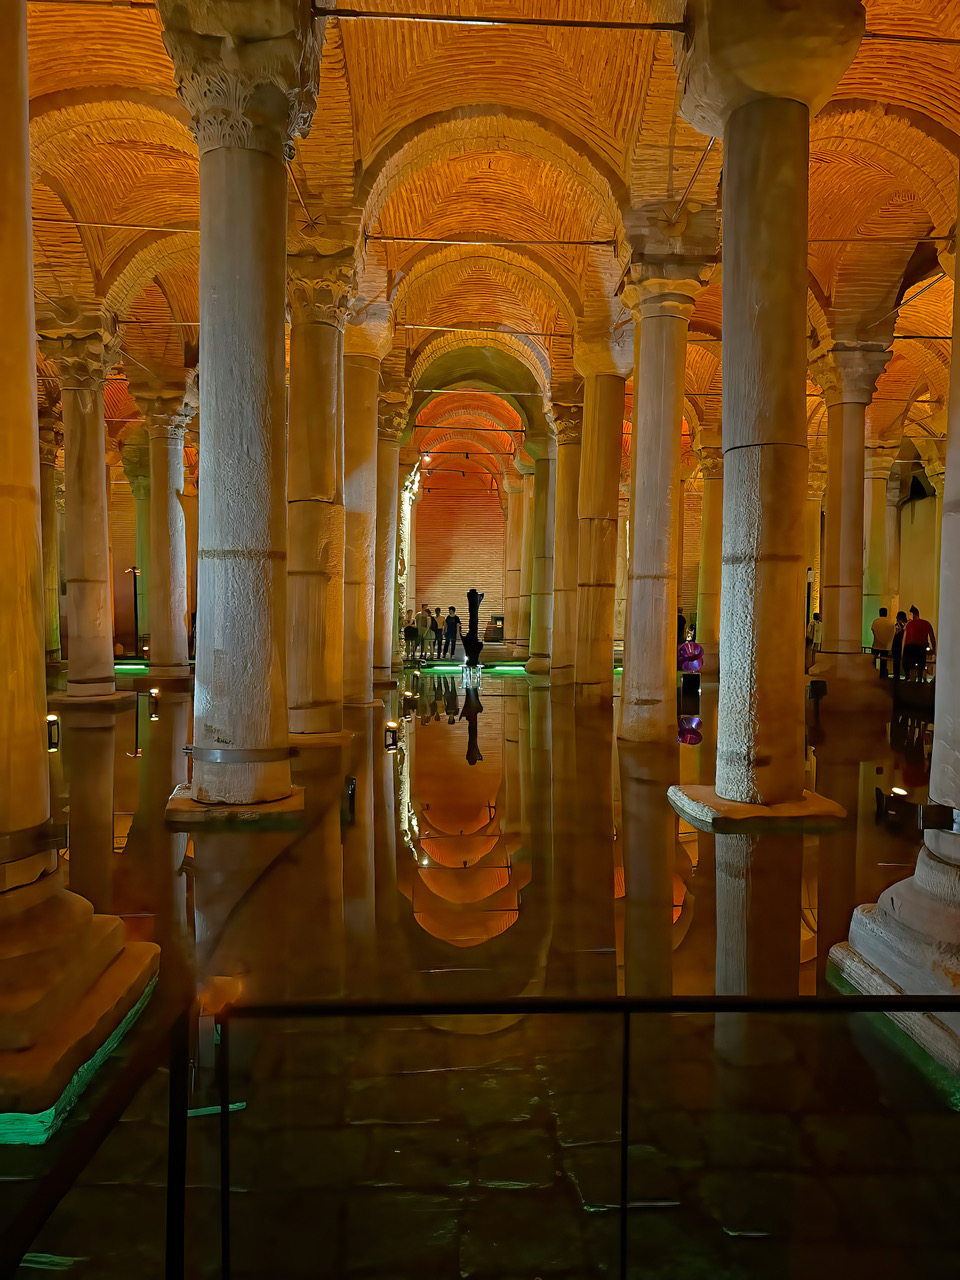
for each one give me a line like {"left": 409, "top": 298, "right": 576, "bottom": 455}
{"left": 415, "top": 488, "right": 505, "bottom": 624}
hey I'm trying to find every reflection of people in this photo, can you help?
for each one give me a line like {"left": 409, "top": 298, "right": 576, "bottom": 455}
{"left": 891, "top": 610, "right": 907, "bottom": 681}
{"left": 443, "top": 606, "right": 461, "bottom": 659}
{"left": 460, "top": 685, "right": 483, "bottom": 765}
{"left": 442, "top": 676, "right": 460, "bottom": 723}
{"left": 902, "top": 605, "right": 936, "bottom": 682}
{"left": 870, "top": 607, "right": 895, "bottom": 678}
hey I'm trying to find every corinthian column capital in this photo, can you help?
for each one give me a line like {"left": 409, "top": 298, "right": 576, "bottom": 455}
{"left": 130, "top": 367, "right": 198, "bottom": 441}
{"left": 287, "top": 249, "right": 356, "bottom": 328}
{"left": 37, "top": 300, "right": 120, "bottom": 391}
{"left": 553, "top": 405, "right": 583, "bottom": 445}
{"left": 158, "top": 0, "right": 320, "bottom": 159}
{"left": 698, "top": 445, "right": 723, "bottom": 480}
{"left": 809, "top": 343, "right": 891, "bottom": 407}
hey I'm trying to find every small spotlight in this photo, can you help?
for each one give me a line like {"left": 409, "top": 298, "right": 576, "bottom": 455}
{"left": 892, "top": 786, "right": 908, "bottom": 796}
{"left": 384, "top": 720, "right": 399, "bottom": 751}
{"left": 46, "top": 713, "right": 60, "bottom": 753}
{"left": 148, "top": 687, "right": 160, "bottom": 719}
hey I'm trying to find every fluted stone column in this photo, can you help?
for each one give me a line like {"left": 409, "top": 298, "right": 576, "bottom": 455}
{"left": 668, "top": 0, "right": 864, "bottom": 821}
{"left": 38, "top": 307, "right": 119, "bottom": 701}
{"left": 575, "top": 344, "right": 627, "bottom": 704}
{"left": 286, "top": 252, "right": 354, "bottom": 732}
{"left": 132, "top": 382, "right": 194, "bottom": 679}
{"left": 121, "top": 430, "right": 150, "bottom": 648}
{"left": 502, "top": 473, "right": 524, "bottom": 649}
{"left": 814, "top": 346, "right": 890, "bottom": 657}
{"left": 619, "top": 274, "right": 704, "bottom": 737}
{"left": 830, "top": 223, "right": 960, "bottom": 1067}
{"left": 862, "top": 446, "right": 897, "bottom": 643}
{"left": 514, "top": 468, "right": 535, "bottom": 657}
{"left": 696, "top": 446, "right": 723, "bottom": 675}
{"left": 526, "top": 449, "right": 556, "bottom": 675}
{"left": 38, "top": 407, "right": 62, "bottom": 664}
{"left": 160, "top": 1, "right": 318, "bottom": 804}
{"left": 374, "top": 408, "right": 404, "bottom": 685}
{"left": 550, "top": 411, "right": 582, "bottom": 684}
{"left": 343, "top": 345, "right": 381, "bottom": 706}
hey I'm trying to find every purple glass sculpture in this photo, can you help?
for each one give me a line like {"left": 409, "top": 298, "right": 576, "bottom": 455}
{"left": 678, "top": 640, "right": 704, "bottom": 673}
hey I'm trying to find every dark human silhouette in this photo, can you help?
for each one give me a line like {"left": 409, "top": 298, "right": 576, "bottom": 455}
{"left": 460, "top": 684, "right": 483, "bottom": 765}
{"left": 462, "top": 589, "right": 485, "bottom": 667}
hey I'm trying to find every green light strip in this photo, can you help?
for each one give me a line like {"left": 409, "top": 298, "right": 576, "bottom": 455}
{"left": 20, "top": 1254, "right": 86, "bottom": 1272}
{"left": 187, "top": 1101, "right": 246, "bottom": 1118}
{"left": 0, "top": 976, "right": 156, "bottom": 1146}
{"left": 115, "top": 663, "right": 149, "bottom": 672}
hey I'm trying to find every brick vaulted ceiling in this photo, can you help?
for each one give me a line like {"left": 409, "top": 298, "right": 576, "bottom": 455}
{"left": 24, "top": 0, "right": 960, "bottom": 466}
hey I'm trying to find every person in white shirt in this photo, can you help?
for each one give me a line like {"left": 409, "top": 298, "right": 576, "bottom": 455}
{"left": 805, "top": 611, "right": 822, "bottom": 672}
{"left": 870, "top": 607, "right": 895, "bottom": 678}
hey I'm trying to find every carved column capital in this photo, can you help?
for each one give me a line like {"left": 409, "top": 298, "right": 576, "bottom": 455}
{"left": 809, "top": 343, "right": 891, "bottom": 407}
{"left": 130, "top": 368, "right": 197, "bottom": 442}
{"left": 864, "top": 446, "right": 899, "bottom": 482}
{"left": 158, "top": 0, "right": 320, "bottom": 159}
{"left": 37, "top": 301, "right": 120, "bottom": 391}
{"left": 553, "top": 405, "right": 583, "bottom": 445}
{"left": 37, "top": 393, "right": 63, "bottom": 465}
{"left": 287, "top": 249, "right": 357, "bottom": 328}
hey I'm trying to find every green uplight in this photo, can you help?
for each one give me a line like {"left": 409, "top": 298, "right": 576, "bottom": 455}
{"left": 115, "top": 663, "right": 149, "bottom": 672}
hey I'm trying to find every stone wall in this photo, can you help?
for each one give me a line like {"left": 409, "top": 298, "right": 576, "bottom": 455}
{"left": 415, "top": 487, "right": 505, "bottom": 622}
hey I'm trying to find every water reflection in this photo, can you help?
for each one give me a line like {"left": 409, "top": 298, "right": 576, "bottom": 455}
{"left": 35, "top": 673, "right": 933, "bottom": 1014}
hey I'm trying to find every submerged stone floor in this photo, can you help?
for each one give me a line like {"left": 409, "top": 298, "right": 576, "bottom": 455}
{"left": 12, "top": 664, "right": 960, "bottom": 1277}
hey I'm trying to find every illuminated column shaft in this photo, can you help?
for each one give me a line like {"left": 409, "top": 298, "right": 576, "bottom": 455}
{"left": 1, "top": 0, "right": 49, "bottom": 833}
{"left": 514, "top": 470, "right": 534, "bottom": 656}
{"left": 374, "top": 415, "right": 402, "bottom": 684}
{"left": 862, "top": 447, "right": 896, "bottom": 643}
{"left": 161, "top": 5, "right": 318, "bottom": 801}
{"left": 503, "top": 474, "right": 524, "bottom": 648}
{"left": 343, "top": 350, "right": 379, "bottom": 705}
{"left": 38, "top": 414, "right": 62, "bottom": 664}
{"left": 550, "top": 412, "right": 582, "bottom": 684}
{"left": 696, "top": 447, "right": 723, "bottom": 675}
{"left": 526, "top": 451, "right": 556, "bottom": 675}
{"left": 148, "top": 414, "right": 191, "bottom": 676}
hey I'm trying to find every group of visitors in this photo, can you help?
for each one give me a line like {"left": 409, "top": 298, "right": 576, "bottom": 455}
{"left": 402, "top": 604, "right": 462, "bottom": 663}
{"left": 871, "top": 606, "right": 936, "bottom": 682}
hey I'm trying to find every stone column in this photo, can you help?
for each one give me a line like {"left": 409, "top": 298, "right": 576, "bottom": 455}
{"left": 160, "top": 1, "right": 318, "bottom": 804}
{"left": 862, "top": 446, "right": 897, "bottom": 643}
{"left": 134, "top": 383, "right": 194, "bottom": 679}
{"left": 667, "top": 0, "right": 864, "bottom": 821}
{"left": 374, "top": 408, "right": 404, "bottom": 686}
{"left": 121, "top": 430, "right": 150, "bottom": 648}
{"left": 805, "top": 459, "right": 826, "bottom": 624}
{"left": 928, "top": 462, "right": 946, "bottom": 633}
{"left": 502, "top": 473, "right": 524, "bottom": 649}
{"left": 830, "top": 224, "right": 960, "bottom": 1067}
{"left": 286, "top": 252, "right": 354, "bottom": 734}
{"left": 814, "top": 346, "right": 890, "bottom": 656}
{"left": 343, "top": 343, "right": 381, "bottom": 707}
{"left": 38, "top": 306, "right": 120, "bottom": 701}
{"left": 550, "top": 410, "right": 582, "bottom": 684}
{"left": 619, "top": 275, "right": 703, "bottom": 737}
{"left": 696, "top": 446, "right": 723, "bottom": 675}
{"left": 575, "top": 350, "right": 627, "bottom": 704}
{"left": 614, "top": 492, "right": 628, "bottom": 647}
{"left": 514, "top": 468, "right": 535, "bottom": 657}
{"left": 526, "top": 449, "right": 556, "bottom": 675}
{"left": 38, "top": 406, "right": 62, "bottom": 664}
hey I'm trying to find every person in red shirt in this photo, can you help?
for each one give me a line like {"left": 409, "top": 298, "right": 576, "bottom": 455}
{"left": 901, "top": 605, "right": 936, "bottom": 681}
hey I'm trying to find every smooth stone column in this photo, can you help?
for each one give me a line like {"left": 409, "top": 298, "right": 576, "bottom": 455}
{"left": 121, "top": 430, "right": 150, "bottom": 647}
{"left": 805, "top": 469, "right": 825, "bottom": 624}
{"left": 343, "top": 351, "right": 380, "bottom": 705}
{"left": 374, "top": 412, "right": 403, "bottom": 685}
{"left": 286, "top": 253, "right": 354, "bottom": 735}
{"left": 38, "top": 310, "right": 119, "bottom": 701}
{"left": 514, "top": 470, "right": 535, "bottom": 657}
{"left": 576, "top": 371, "right": 625, "bottom": 703}
{"left": 161, "top": 6, "right": 318, "bottom": 804}
{"left": 550, "top": 412, "right": 582, "bottom": 684}
{"left": 862, "top": 446, "right": 897, "bottom": 643}
{"left": 830, "top": 226, "right": 960, "bottom": 1067}
{"left": 619, "top": 281, "right": 698, "bottom": 736}
{"left": 38, "top": 411, "right": 62, "bottom": 664}
{"left": 614, "top": 493, "right": 628, "bottom": 646}
{"left": 526, "top": 451, "right": 556, "bottom": 675}
{"left": 148, "top": 407, "right": 192, "bottom": 678}
{"left": 1, "top": 2, "right": 49, "bottom": 836}
{"left": 815, "top": 347, "right": 890, "bottom": 656}
{"left": 696, "top": 446, "right": 723, "bottom": 675}
{"left": 669, "top": 0, "right": 863, "bottom": 817}
{"left": 502, "top": 473, "right": 524, "bottom": 649}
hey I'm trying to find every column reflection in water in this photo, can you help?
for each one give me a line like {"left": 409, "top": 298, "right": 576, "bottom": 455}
{"left": 62, "top": 709, "right": 117, "bottom": 913}
{"left": 567, "top": 704, "right": 617, "bottom": 994}
{"left": 343, "top": 707, "right": 376, "bottom": 997}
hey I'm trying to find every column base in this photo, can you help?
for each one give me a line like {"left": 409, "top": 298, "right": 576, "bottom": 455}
{"left": 147, "top": 664, "right": 192, "bottom": 681}
{"left": 829, "top": 940, "right": 960, "bottom": 1073}
{"left": 288, "top": 704, "right": 341, "bottom": 735}
{"left": 48, "top": 690, "right": 136, "bottom": 711}
{"left": 165, "top": 782, "right": 305, "bottom": 829}
{"left": 343, "top": 698, "right": 384, "bottom": 709}
{"left": 525, "top": 656, "right": 551, "bottom": 675}
{"left": 373, "top": 672, "right": 398, "bottom": 688}
{"left": 667, "top": 783, "right": 846, "bottom": 833}
{"left": 289, "top": 730, "right": 354, "bottom": 748}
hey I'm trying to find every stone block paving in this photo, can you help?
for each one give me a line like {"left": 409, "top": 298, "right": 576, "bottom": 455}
{"left": 15, "top": 1011, "right": 960, "bottom": 1279}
